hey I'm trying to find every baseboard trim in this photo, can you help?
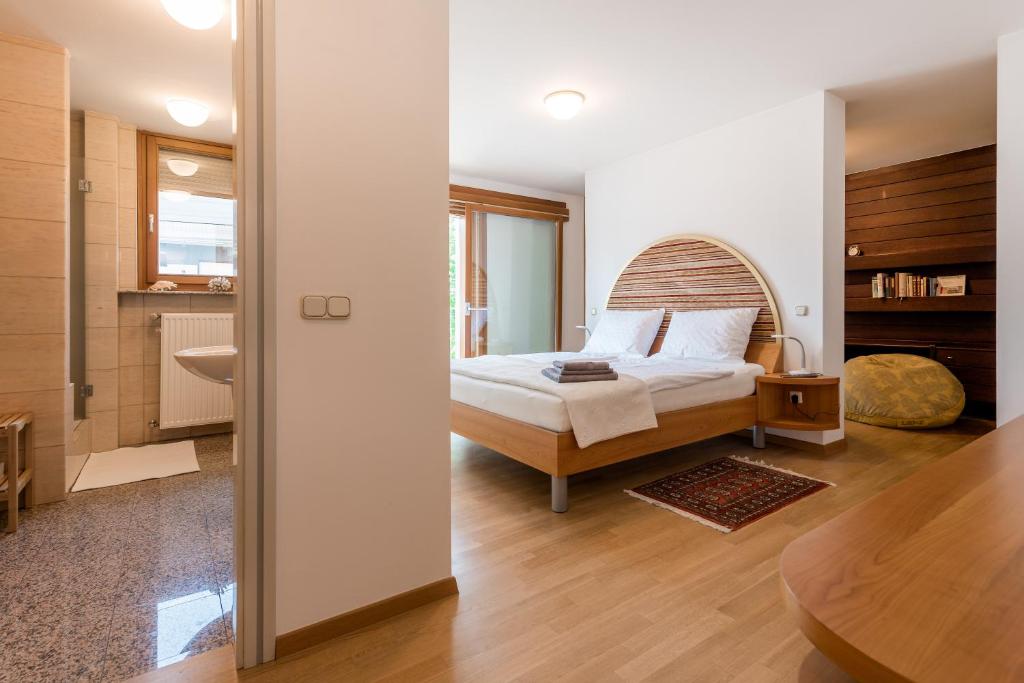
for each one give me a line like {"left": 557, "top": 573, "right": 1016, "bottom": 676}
{"left": 275, "top": 575, "right": 459, "bottom": 659}
{"left": 733, "top": 430, "right": 847, "bottom": 455}
{"left": 766, "top": 433, "right": 847, "bottom": 455}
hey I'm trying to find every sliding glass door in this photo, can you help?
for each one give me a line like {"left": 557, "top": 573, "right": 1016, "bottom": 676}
{"left": 463, "top": 206, "right": 561, "bottom": 357}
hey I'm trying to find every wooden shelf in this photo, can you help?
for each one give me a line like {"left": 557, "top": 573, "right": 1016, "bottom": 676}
{"left": 846, "top": 295, "right": 995, "bottom": 312}
{"left": 845, "top": 245, "right": 995, "bottom": 271}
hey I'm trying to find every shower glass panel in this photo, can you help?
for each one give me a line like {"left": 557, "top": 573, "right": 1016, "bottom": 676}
{"left": 465, "top": 209, "right": 559, "bottom": 357}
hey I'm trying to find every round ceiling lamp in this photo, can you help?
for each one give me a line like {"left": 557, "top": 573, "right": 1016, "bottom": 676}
{"left": 161, "top": 0, "right": 225, "bottom": 30}
{"left": 543, "top": 90, "right": 585, "bottom": 120}
{"left": 166, "top": 98, "right": 210, "bottom": 127}
{"left": 166, "top": 158, "right": 200, "bottom": 177}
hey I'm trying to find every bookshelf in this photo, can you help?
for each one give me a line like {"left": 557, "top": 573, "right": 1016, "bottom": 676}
{"left": 844, "top": 146, "right": 997, "bottom": 418}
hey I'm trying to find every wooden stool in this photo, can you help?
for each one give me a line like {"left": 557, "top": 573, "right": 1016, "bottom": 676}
{"left": 0, "top": 413, "right": 34, "bottom": 533}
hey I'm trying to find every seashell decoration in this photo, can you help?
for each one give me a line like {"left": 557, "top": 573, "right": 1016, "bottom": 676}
{"left": 207, "top": 276, "right": 232, "bottom": 292}
{"left": 149, "top": 280, "right": 178, "bottom": 291}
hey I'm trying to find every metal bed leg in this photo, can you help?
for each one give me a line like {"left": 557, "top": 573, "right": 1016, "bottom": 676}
{"left": 753, "top": 425, "right": 766, "bottom": 449}
{"left": 551, "top": 476, "right": 568, "bottom": 513}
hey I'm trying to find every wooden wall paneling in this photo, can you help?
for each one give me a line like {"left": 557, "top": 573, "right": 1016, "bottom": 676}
{"left": 845, "top": 146, "right": 997, "bottom": 417}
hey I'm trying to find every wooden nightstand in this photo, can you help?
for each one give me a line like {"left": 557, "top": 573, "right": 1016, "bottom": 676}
{"left": 756, "top": 374, "right": 840, "bottom": 435}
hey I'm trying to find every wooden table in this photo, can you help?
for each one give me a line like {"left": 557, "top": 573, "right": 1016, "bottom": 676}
{"left": 780, "top": 415, "right": 1024, "bottom": 682}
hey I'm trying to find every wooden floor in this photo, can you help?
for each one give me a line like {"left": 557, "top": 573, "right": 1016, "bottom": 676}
{"left": 150, "top": 420, "right": 990, "bottom": 682}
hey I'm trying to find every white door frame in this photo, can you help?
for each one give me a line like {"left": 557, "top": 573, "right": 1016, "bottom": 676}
{"left": 233, "top": 0, "right": 277, "bottom": 666}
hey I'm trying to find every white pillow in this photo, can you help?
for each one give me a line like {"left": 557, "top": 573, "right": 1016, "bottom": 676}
{"left": 657, "top": 307, "right": 760, "bottom": 362}
{"left": 583, "top": 308, "right": 665, "bottom": 357}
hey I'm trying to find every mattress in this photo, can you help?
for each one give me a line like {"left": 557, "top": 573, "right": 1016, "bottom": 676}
{"left": 451, "top": 359, "right": 764, "bottom": 433}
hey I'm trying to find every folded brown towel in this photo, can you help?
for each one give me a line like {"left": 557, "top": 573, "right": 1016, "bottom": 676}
{"left": 552, "top": 360, "right": 611, "bottom": 372}
{"left": 542, "top": 367, "right": 618, "bottom": 383}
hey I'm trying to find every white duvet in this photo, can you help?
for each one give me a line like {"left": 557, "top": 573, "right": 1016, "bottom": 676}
{"left": 450, "top": 353, "right": 735, "bottom": 448}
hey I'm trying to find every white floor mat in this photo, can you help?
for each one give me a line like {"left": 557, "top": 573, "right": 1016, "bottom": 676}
{"left": 72, "top": 441, "right": 199, "bottom": 492}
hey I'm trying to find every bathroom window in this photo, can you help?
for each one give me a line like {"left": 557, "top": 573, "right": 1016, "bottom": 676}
{"left": 138, "top": 133, "right": 236, "bottom": 288}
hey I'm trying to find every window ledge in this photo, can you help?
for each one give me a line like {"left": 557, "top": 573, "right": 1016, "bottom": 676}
{"left": 118, "top": 289, "right": 236, "bottom": 296}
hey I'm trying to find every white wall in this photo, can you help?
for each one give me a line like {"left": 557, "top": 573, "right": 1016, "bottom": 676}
{"left": 997, "top": 31, "right": 1024, "bottom": 426}
{"left": 450, "top": 174, "right": 586, "bottom": 350}
{"left": 585, "top": 92, "right": 845, "bottom": 444}
{"left": 272, "top": 0, "right": 451, "bottom": 635}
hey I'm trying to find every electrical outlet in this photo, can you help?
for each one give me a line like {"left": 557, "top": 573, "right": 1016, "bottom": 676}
{"left": 788, "top": 391, "right": 803, "bottom": 404}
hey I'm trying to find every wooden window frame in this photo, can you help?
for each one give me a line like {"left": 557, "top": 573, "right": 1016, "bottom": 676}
{"left": 137, "top": 131, "right": 236, "bottom": 290}
{"left": 451, "top": 185, "right": 567, "bottom": 354}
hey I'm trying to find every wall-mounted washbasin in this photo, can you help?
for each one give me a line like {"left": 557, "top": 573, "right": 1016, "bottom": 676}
{"left": 174, "top": 345, "right": 236, "bottom": 385}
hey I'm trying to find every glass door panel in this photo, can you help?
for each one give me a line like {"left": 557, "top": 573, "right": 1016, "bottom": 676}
{"left": 464, "top": 208, "right": 559, "bottom": 357}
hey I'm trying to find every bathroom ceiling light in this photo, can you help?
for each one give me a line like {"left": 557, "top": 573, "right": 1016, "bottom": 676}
{"left": 166, "top": 159, "right": 200, "bottom": 177}
{"left": 161, "top": 0, "right": 225, "bottom": 30}
{"left": 160, "top": 190, "right": 192, "bottom": 202}
{"left": 544, "top": 90, "right": 585, "bottom": 120}
{"left": 166, "top": 98, "right": 210, "bottom": 127}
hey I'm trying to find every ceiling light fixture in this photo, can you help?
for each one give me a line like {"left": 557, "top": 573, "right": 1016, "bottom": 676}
{"left": 161, "top": 0, "right": 225, "bottom": 30}
{"left": 166, "top": 98, "right": 210, "bottom": 127}
{"left": 166, "top": 159, "right": 200, "bottom": 177}
{"left": 544, "top": 90, "right": 585, "bottom": 120}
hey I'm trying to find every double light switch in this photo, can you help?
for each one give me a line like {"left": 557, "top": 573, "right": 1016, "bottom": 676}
{"left": 301, "top": 295, "right": 351, "bottom": 319}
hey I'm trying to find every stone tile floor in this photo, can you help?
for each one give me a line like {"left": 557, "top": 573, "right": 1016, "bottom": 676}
{"left": 0, "top": 435, "right": 234, "bottom": 682}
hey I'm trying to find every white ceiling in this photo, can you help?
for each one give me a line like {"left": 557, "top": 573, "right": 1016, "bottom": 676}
{"left": 452, "top": 0, "right": 1023, "bottom": 193}
{"left": 1, "top": 1, "right": 1020, "bottom": 192}
{"left": 0, "top": 0, "right": 233, "bottom": 143}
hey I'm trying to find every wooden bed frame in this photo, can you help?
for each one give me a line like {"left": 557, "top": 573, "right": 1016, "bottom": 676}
{"left": 451, "top": 235, "right": 783, "bottom": 512}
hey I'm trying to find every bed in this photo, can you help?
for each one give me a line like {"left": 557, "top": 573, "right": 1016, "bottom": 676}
{"left": 450, "top": 235, "right": 783, "bottom": 512}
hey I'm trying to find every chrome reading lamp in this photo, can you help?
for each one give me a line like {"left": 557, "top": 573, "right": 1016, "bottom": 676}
{"left": 771, "top": 334, "right": 821, "bottom": 377}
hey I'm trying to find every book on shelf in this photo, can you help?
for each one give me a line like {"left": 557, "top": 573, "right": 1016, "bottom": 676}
{"left": 870, "top": 272, "right": 965, "bottom": 299}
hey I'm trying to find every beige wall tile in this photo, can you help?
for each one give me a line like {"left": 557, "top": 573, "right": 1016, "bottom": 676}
{"left": 118, "top": 326, "right": 143, "bottom": 366}
{"left": 117, "top": 169, "right": 136, "bottom": 210}
{"left": 143, "top": 325, "right": 161, "bottom": 365}
{"left": 0, "top": 157, "right": 66, "bottom": 222}
{"left": 145, "top": 293, "right": 190, "bottom": 326}
{"left": 119, "top": 404, "right": 144, "bottom": 446}
{"left": 119, "top": 293, "right": 144, "bottom": 326}
{"left": 84, "top": 113, "right": 118, "bottom": 162}
{"left": 0, "top": 38, "right": 67, "bottom": 111}
{"left": 0, "top": 218, "right": 64, "bottom": 278}
{"left": 90, "top": 410, "right": 118, "bottom": 452}
{"left": 0, "top": 334, "right": 65, "bottom": 392}
{"left": 0, "top": 99, "right": 66, "bottom": 166}
{"left": 85, "top": 368, "right": 117, "bottom": 414}
{"left": 144, "top": 403, "right": 189, "bottom": 443}
{"left": 83, "top": 158, "right": 116, "bottom": 204}
{"left": 119, "top": 248, "right": 137, "bottom": 290}
{"left": 190, "top": 422, "right": 232, "bottom": 437}
{"left": 119, "top": 365, "right": 143, "bottom": 407}
{"left": 0, "top": 388, "right": 64, "bottom": 418}
{"left": 33, "top": 445, "right": 67, "bottom": 504}
{"left": 118, "top": 124, "right": 137, "bottom": 169}
{"left": 118, "top": 207, "right": 138, "bottom": 248}
{"left": 85, "top": 243, "right": 118, "bottom": 286}
{"left": 85, "top": 286, "right": 118, "bottom": 327}
{"left": 189, "top": 295, "right": 236, "bottom": 314}
{"left": 143, "top": 364, "right": 160, "bottom": 405}
{"left": 85, "top": 326, "right": 118, "bottom": 371}
{"left": 84, "top": 199, "right": 117, "bottom": 245}
{"left": 0, "top": 276, "right": 64, "bottom": 334}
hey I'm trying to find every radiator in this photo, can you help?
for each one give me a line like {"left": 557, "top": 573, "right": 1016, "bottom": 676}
{"left": 160, "top": 313, "right": 234, "bottom": 428}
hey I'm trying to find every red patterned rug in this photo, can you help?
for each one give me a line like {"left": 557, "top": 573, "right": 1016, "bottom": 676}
{"left": 626, "top": 456, "right": 833, "bottom": 533}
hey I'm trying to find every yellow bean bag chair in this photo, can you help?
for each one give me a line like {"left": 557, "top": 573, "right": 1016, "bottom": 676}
{"left": 845, "top": 354, "right": 964, "bottom": 429}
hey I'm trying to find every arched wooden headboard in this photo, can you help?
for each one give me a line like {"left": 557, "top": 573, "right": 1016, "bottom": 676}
{"left": 608, "top": 235, "right": 783, "bottom": 373}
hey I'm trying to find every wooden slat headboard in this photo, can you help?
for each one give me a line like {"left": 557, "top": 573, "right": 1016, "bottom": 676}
{"left": 607, "top": 235, "right": 783, "bottom": 373}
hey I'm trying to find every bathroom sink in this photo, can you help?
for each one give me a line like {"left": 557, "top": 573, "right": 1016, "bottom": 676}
{"left": 174, "top": 345, "right": 236, "bottom": 385}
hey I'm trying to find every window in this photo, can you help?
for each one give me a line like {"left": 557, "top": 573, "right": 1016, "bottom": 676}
{"left": 138, "top": 133, "right": 235, "bottom": 288}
